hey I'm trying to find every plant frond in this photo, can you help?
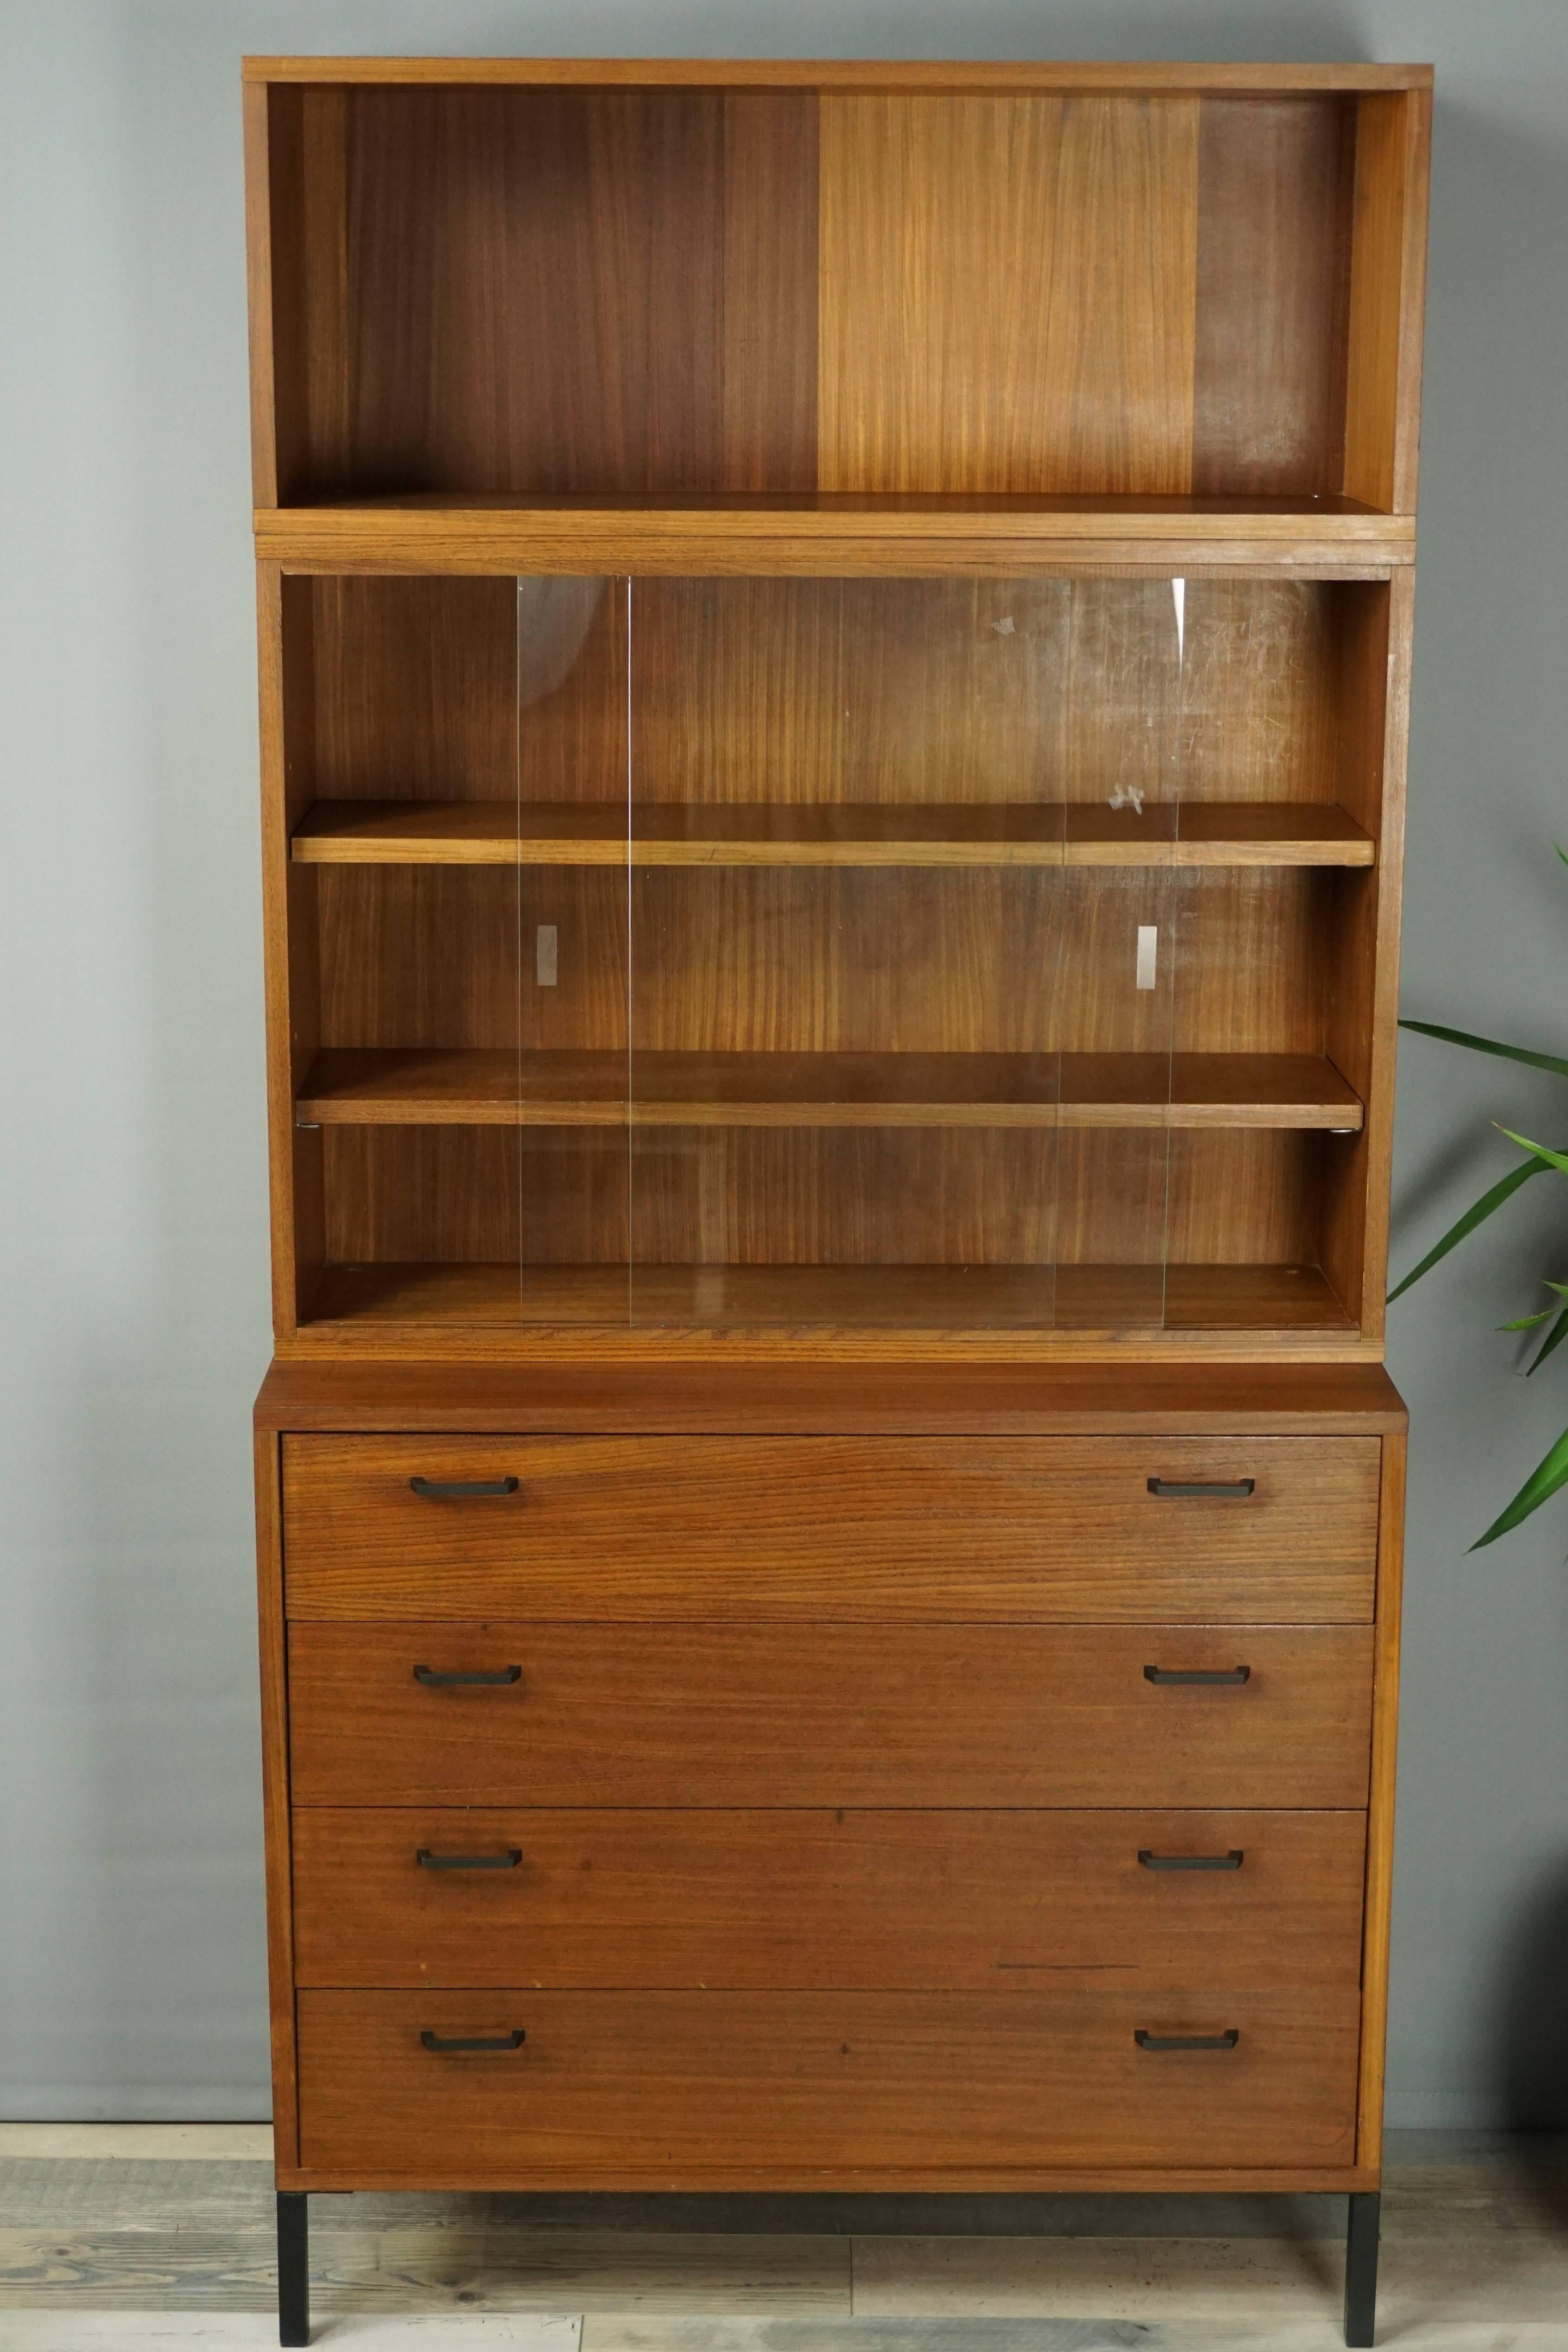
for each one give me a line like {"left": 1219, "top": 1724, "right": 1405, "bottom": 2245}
{"left": 1386, "top": 1157, "right": 1551, "bottom": 1302}
{"left": 1399, "top": 1019, "right": 1568, "bottom": 1079}
{"left": 1472, "top": 1423, "right": 1568, "bottom": 1547}
{"left": 1497, "top": 1129, "right": 1568, "bottom": 1176}
{"left": 1529, "top": 1309, "right": 1568, "bottom": 1375}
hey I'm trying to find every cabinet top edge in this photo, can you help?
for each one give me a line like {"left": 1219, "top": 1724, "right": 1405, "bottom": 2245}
{"left": 241, "top": 57, "right": 1435, "bottom": 94}
{"left": 254, "top": 1359, "right": 1410, "bottom": 1436}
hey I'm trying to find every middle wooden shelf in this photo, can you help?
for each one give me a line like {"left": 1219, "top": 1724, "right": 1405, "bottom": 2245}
{"left": 291, "top": 800, "right": 1376, "bottom": 870}
{"left": 293, "top": 1049, "right": 1365, "bottom": 1132}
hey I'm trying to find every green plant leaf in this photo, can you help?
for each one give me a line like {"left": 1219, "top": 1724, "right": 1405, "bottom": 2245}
{"left": 1386, "top": 1157, "right": 1552, "bottom": 1302}
{"left": 1472, "top": 1422, "right": 1568, "bottom": 1547}
{"left": 1501, "top": 1309, "right": 1557, "bottom": 1329}
{"left": 1529, "top": 1309, "right": 1568, "bottom": 1375}
{"left": 1497, "top": 1129, "right": 1568, "bottom": 1176}
{"left": 1558, "top": 843, "right": 1568, "bottom": 869}
{"left": 1399, "top": 1019, "right": 1568, "bottom": 1080}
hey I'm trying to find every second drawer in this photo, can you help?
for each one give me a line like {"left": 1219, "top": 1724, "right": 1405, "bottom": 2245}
{"left": 288, "top": 1622, "right": 1374, "bottom": 1808}
{"left": 292, "top": 1808, "right": 1368, "bottom": 1991}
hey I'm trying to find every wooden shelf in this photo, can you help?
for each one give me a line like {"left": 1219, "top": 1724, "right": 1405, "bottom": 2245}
{"left": 294, "top": 1049, "right": 1364, "bottom": 1132}
{"left": 256, "top": 495, "right": 1415, "bottom": 577}
{"left": 292, "top": 800, "right": 1376, "bottom": 871}
{"left": 304, "top": 1260, "right": 1354, "bottom": 1334}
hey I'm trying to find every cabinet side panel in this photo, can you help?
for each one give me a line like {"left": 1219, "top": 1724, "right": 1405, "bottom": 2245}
{"left": 1321, "top": 576, "right": 1406, "bottom": 1336}
{"left": 1191, "top": 96, "right": 1353, "bottom": 496}
{"left": 253, "top": 1424, "right": 299, "bottom": 2170}
{"left": 1357, "top": 1423, "right": 1406, "bottom": 2173}
{"left": 1343, "top": 91, "right": 1429, "bottom": 512}
{"left": 258, "top": 567, "right": 323, "bottom": 1335}
{"left": 244, "top": 84, "right": 309, "bottom": 505}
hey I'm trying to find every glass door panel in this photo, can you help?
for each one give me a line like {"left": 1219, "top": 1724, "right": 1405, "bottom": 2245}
{"left": 1054, "top": 577, "right": 1184, "bottom": 1333}
{"left": 626, "top": 577, "right": 1074, "bottom": 1328}
{"left": 514, "top": 575, "right": 630, "bottom": 1323}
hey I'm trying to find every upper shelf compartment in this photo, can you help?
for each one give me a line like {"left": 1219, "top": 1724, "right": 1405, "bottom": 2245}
{"left": 247, "top": 69, "right": 1429, "bottom": 531}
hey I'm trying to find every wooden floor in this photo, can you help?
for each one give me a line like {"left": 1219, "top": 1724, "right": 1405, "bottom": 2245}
{"left": 1, "top": 2126, "right": 1566, "bottom": 2347}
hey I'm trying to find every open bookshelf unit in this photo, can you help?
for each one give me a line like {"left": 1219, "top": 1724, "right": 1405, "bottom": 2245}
{"left": 248, "top": 61, "right": 1426, "bottom": 1358}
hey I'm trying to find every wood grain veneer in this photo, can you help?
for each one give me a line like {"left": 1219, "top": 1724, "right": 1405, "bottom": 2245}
{"left": 287, "top": 1621, "right": 1373, "bottom": 1809}
{"left": 246, "top": 61, "right": 1434, "bottom": 90}
{"left": 280, "top": 1433, "right": 1378, "bottom": 1622}
{"left": 295, "top": 1985, "right": 1361, "bottom": 2176}
{"left": 255, "top": 1358, "right": 1408, "bottom": 1434}
{"left": 291, "top": 798, "right": 1376, "bottom": 868}
{"left": 255, "top": 499, "right": 1415, "bottom": 576}
{"left": 292, "top": 1807, "right": 1367, "bottom": 1992}
{"left": 253, "top": 1430, "right": 298, "bottom": 2168}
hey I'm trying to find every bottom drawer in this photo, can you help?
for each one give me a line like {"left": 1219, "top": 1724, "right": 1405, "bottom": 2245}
{"left": 296, "top": 1989, "right": 1360, "bottom": 2178}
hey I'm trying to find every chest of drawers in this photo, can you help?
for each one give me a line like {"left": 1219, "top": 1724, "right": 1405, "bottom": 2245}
{"left": 253, "top": 1360, "right": 1404, "bottom": 2339}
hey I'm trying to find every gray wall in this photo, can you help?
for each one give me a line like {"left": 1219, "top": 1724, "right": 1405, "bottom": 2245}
{"left": 2, "top": 0, "right": 1566, "bottom": 2125}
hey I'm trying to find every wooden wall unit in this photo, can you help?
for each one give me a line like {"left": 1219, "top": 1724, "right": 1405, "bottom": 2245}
{"left": 244, "top": 57, "right": 1428, "bottom": 2350}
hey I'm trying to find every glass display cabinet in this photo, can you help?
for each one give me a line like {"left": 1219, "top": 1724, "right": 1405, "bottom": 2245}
{"left": 245, "top": 57, "right": 1429, "bottom": 2352}
{"left": 280, "top": 568, "right": 1389, "bottom": 1343}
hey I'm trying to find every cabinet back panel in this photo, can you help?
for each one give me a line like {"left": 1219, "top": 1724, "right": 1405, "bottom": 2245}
{"left": 321, "top": 1129, "right": 628, "bottom": 1266}
{"left": 307, "top": 575, "right": 626, "bottom": 803}
{"left": 632, "top": 577, "right": 1339, "bottom": 807}
{"left": 629, "top": 869, "right": 1321, "bottom": 1057}
{"left": 276, "top": 91, "right": 1358, "bottom": 499}
{"left": 309, "top": 577, "right": 517, "bottom": 800}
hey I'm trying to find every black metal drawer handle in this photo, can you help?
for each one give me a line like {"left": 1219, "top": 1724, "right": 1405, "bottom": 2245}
{"left": 1147, "top": 1478, "right": 1256, "bottom": 1500}
{"left": 1143, "top": 1664, "right": 1251, "bottom": 1687}
{"left": 420, "top": 2028, "right": 525, "bottom": 2054}
{"left": 412, "top": 1665, "right": 522, "bottom": 1688}
{"left": 417, "top": 1849, "right": 523, "bottom": 1872}
{"left": 410, "top": 1476, "right": 519, "bottom": 1500}
{"left": 1138, "top": 1849, "right": 1245, "bottom": 1871}
{"left": 1135, "top": 2029, "right": 1240, "bottom": 2052}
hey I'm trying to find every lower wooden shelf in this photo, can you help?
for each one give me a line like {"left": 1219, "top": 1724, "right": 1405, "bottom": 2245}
{"left": 295, "top": 1049, "right": 1365, "bottom": 1132}
{"left": 302, "top": 1261, "right": 1354, "bottom": 1333}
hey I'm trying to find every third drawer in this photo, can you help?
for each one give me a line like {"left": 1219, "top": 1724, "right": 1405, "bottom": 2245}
{"left": 288, "top": 1621, "right": 1374, "bottom": 1808}
{"left": 292, "top": 1808, "right": 1368, "bottom": 1991}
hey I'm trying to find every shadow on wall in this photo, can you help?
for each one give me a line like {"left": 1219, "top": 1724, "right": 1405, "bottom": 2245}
{"left": 1500, "top": 1860, "right": 1568, "bottom": 2166}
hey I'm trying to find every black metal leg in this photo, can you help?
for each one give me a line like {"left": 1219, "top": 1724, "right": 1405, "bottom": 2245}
{"left": 278, "top": 2190, "right": 309, "bottom": 2347}
{"left": 1344, "top": 2189, "right": 1379, "bottom": 2347}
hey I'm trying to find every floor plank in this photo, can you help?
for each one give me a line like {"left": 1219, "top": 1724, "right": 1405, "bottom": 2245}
{"left": 4, "top": 2320, "right": 579, "bottom": 2347}
{"left": 3, "top": 2132, "right": 1567, "bottom": 2346}
{"left": 0, "top": 2126, "right": 272, "bottom": 2162}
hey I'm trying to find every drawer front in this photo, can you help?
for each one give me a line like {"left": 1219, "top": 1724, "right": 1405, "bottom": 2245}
{"left": 292, "top": 1808, "right": 1367, "bottom": 1992}
{"left": 289, "top": 1623, "right": 1373, "bottom": 1808}
{"left": 282, "top": 1435, "right": 1379, "bottom": 1622}
{"left": 296, "top": 1987, "right": 1360, "bottom": 2176}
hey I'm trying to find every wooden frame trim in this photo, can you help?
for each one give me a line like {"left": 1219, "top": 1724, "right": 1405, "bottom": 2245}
{"left": 275, "top": 2160, "right": 1382, "bottom": 2193}
{"left": 253, "top": 1427, "right": 299, "bottom": 2170}
{"left": 242, "top": 58, "right": 1433, "bottom": 93}
{"left": 1356, "top": 565, "right": 1414, "bottom": 1344}
{"left": 1355, "top": 1423, "right": 1406, "bottom": 2173}
{"left": 254, "top": 1358, "right": 1410, "bottom": 1436}
{"left": 254, "top": 505, "right": 1416, "bottom": 578}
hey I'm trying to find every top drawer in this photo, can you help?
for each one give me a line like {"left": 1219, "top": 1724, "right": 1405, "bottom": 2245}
{"left": 282, "top": 1435, "right": 1380, "bottom": 1621}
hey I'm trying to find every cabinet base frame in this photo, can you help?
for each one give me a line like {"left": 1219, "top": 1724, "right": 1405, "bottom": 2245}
{"left": 271, "top": 2180, "right": 1381, "bottom": 2347}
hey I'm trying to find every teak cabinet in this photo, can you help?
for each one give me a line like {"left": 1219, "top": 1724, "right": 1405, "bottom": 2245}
{"left": 245, "top": 55, "right": 1429, "bottom": 2348}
